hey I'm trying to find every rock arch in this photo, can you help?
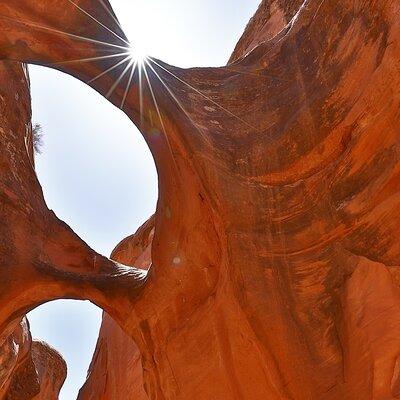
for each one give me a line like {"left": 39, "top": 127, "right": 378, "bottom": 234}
{"left": 1, "top": 0, "right": 400, "bottom": 398}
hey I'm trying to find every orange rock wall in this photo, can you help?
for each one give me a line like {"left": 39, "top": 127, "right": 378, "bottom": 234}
{"left": 1, "top": 0, "right": 400, "bottom": 399}
{"left": 77, "top": 314, "right": 147, "bottom": 400}
{"left": 78, "top": 218, "right": 154, "bottom": 400}
{"left": 31, "top": 341, "right": 67, "bottom": 400}
{"left": 78, "top": 1, "right": 400, "bottom": 399}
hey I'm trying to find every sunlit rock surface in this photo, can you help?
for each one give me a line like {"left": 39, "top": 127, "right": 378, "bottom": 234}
{"left": 1, "top": 0, "right": 400, "bottom": 398}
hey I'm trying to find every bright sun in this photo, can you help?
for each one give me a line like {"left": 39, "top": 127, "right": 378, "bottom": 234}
{"left": 128, "top": 42, "right": 147, "bottom": 64}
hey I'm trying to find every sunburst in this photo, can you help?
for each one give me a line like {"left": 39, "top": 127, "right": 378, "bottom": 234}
{"left": 0, "top": 0, "right": 260, "bottom": 136}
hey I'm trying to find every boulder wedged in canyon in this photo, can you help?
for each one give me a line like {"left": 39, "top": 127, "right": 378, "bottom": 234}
{"left": 1, "top": 0, "right": 400, "bottom": 399}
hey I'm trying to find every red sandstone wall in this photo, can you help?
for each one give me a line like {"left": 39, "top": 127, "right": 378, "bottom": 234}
{"left": 78, "top": 218, "right": 154, "bottom": 400}
{"left": 78, "top": 314, "right": 147, "bottom": 400}
{"left": 1, "top": 0, "right": 400, "bottom": 399}
{"left": 78, "top": 1, "right": 400, "bottom": 398}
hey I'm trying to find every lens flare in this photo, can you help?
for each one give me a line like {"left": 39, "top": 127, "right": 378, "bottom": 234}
{"left": 129, "top": 43, "right": 147, "bottom": 64}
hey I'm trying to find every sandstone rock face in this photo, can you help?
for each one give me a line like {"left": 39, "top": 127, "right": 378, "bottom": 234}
{"left": 0, "top": 316, "right": 66, "bottom": 400}
{"left": 77, "top": 313, "right": 147, "bottom": 400}
{"left": 4, "top": 339, "right": 67, "bottom": 400}
{"left": 31, "top": 341, "right": 67, "bottom": 400}
{"left": 0, "top": 318, "right": 34, "bottom": 398}
{"left": 78, "top": 218, "right": 154, "bottom": 400}
{"left": 229, "top": 0, "right": 304, "bottom": 62}
{"left": 1, "top": 0, "right": 400, "bottom": 399}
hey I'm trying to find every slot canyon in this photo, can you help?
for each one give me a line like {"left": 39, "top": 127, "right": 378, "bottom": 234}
{"left": 1, "top": 0, "right": 400, "bottom": 399}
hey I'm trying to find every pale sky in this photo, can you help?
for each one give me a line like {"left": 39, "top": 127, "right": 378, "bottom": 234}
{"left": 27, "top": 1, "right": 260, "bottom": 399}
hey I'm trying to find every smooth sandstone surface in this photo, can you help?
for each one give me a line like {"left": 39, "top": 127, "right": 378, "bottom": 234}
{"left": 0, "top": 0, "right": 400, "bottom": 399}
{"left": 77, "top": 313, "right": 148, "bottom": 400}
{"left": 78, "top": 218, "right": 153, "bottom": 400}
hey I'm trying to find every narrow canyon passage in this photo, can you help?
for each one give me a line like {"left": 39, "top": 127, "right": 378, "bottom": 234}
{"left": 1, "top": 0, "right": 400, "bottom": 399}
{"left": 28, "top": 301, "right": 102, "bottom": 399}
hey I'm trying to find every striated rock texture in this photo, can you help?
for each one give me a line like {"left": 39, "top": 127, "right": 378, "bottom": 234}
{"left": 0, "top": 0, "right": 400, "bottom": 399}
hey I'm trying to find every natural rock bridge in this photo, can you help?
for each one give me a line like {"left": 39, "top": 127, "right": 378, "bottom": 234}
{"left": 1, "top": 0, "right": 400, "bottom": 398}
